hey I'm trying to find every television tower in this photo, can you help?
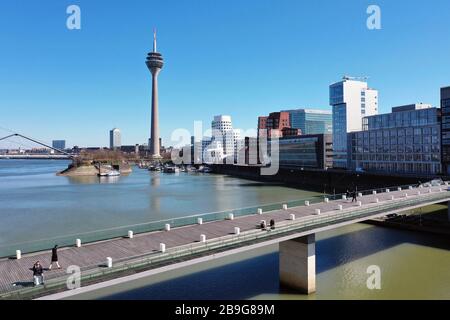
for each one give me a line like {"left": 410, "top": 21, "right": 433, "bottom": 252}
{"left": 146, "top": 29, "right": 164, "bottom": 159}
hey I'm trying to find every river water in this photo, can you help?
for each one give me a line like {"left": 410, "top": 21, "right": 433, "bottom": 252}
{"left": 1, "top": 160, "right": 449, "bottom": 299}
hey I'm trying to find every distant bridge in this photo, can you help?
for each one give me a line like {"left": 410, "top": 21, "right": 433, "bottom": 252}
{"left": 0, "top": 133, "right": 73, "bottom": 158}
{"left": 1, "top": 184, "right": 449, "bottom": 299}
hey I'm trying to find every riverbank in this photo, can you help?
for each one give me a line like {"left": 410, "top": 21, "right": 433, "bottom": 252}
{"left": 365, "top": 204, "right": 450, "bottom": 237}
{"left": 211, "top": 164, "right": 443, "bottom": 193}
{"left": 57, "top": 162, "right": 132, "bottom": 176}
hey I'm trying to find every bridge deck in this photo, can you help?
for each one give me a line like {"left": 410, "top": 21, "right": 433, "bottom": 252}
{"left": 0, "top": 185, "right": 447, "bottom": 296}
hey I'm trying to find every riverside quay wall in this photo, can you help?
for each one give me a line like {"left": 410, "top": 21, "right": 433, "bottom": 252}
{"left": 211, "top": 165, "right": 443, "bottom": 193}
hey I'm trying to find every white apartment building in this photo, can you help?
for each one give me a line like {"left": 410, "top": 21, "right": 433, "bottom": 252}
{"left": 210, "top": 115, "right": 241, "bottom": 163}
{"left": 330, "top": 77, "right": 378, "bottom": 168}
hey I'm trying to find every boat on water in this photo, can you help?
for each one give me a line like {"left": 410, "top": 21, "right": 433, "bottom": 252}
{"left": 98, "top": 170, "right": 121, "bottom": 177}
{"left": 149, "top": 165, "right": 162, "bottom": 171}
{"left": 198, "top": 166, "right": 212, "bottom": 173}
{"left": 163, "top": 166, "right": 180, "bottom": 173}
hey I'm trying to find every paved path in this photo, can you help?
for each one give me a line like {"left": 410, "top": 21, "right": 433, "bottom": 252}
{"left": 0, "top": 185, "right": 447, "bottom": 295}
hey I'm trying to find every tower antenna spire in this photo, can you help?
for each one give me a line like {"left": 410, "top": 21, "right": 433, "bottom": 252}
{"left": 153, "top": 28, "right": 157, "bottom": 52}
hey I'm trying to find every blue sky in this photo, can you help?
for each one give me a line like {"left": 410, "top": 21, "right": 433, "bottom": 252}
{"left": 0, "top": 0, "right": 449, "bottom": 148}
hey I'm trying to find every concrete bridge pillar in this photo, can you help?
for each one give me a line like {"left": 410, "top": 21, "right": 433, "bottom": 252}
{"left": 279, "top": 234, "right": 316, "bottom": 294}
{"left": 448, "top": 201, "right": 450, "bottom": 222}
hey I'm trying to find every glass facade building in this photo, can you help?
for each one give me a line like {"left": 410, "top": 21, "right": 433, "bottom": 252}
{"left": 350, "top": 104, "right": 441, "bottom": 175}
{"left": 282, "top": 109, "right": 332, "bottom": 135}
{"left": 270, "top": 134, "right": 333, "bottom": 169}
{"left": 329, "top": 78, "right": 378, "bottom": 169}
{"left": 441, "top": 87, "right": 450, "bottom": 174}
{"left": 52, "top": 140, "right": 66, "bottom": 150}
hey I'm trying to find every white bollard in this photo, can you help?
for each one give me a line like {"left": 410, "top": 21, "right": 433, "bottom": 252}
{"left": 160, "top": 243, "right": 166, "bottom": 253}
{"left": 428, "top": 189, "right": 432, "bottom": 194}
{"left": 342, "top": 195, "right": 347, "bottom": 200}
{"left": 106, "top": 257, "right": 112, "bottom": 268}
{"left": 305, "top": 201, "right": 310, "bottom": 206}
{"left": 282, "top": 204, "right": 288, "bottom": 210}
{"left": 257, "top": 208, "right": 263, "bottom": 215}
{"left": 418, "top": 191, "right": 421, "bottom": 195}
{"left": 390, "top": 195, "right": 394, "bottom": 200}
{"left": 315, "top": 209, "right": 321, "bottom": 215}
{"left": 227, "top": 213, "right": 234, "bottom": 220}
{"left": 234, "top": 227, "right": 240, "bottom": 235}
{"left": 289, "top": 214, "right": 296, "bottom": 221}
{"left": 357, "top": 201, "right": 362, "bottom": 207}
{"left": 358, "top": 193, "right": 362, "bottom": 197}
{"left": 337, "top": 205, "right": 343, "bottom": 211}
{"left": 127, "top": 230, "right": 134, "bottom": 239}
{"left": 165, "top": 223, "right": 171, "bottom": 231}
{"left": 386, "top": 189, "right": 390, "bottom": 193}
{"left": 76, "top": 239, "right": 81, "bottom": 248}
{"left": 200, "top": 234, "right": 206, "bottom": 243}
{"left": 197, "top": 218, "right": 203, "bottom": 225}
{"left": 16, "top": 250, "right": 21, "bottom": 260}
{"left": 375, "top": 198, "right": 379, "bottom": 203}
{"left": 398, "top": 187, "right": 402, "bottom": 191}
{"left": 324, "top": 198, "right": 329, "bottom": 203}
{"left": 409, "top": 186, "right": 413, "bottom": 190}
{"left": 404, "top": 193, "right": 408, "bottom": 198}
{"left": 373, "top": 191, "right": 377, "bottom": 195}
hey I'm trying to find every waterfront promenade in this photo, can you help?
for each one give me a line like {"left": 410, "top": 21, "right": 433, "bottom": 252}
{"left": 0, "top": 184, "right": 449, "bottom": 299}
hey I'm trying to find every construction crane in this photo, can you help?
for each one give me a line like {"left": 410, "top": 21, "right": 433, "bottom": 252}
{"left": 342, "top": 75, "right": 369, "bottom": 81}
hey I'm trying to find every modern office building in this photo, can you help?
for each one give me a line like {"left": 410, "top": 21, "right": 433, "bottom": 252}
{"left": 269, "top": 134, "right": 333, "bottom": 169}
{"left": 146, "top": 30, "right": 164, "bottom": 159}
{"left": 52, "top": 140, "right": 66, "bottom": 150}
{"left": 330, "top": 77, "right": 378, "bottom": 168}
{"left": 350, "top": 104, "right": 441, "bottom": 175}
{"left": 109, "top": 128, "right": 121, "bottom": 150}
{"left": 441, "top": 86, "right": 450, "bottom": 174}
{"left": 281, "top": 109, "right": 333, "bottom": 135}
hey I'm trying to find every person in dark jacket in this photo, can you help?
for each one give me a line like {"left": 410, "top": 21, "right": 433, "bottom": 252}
{"left": 270, "top": 219, "right": 275, "bottom": 229}
{"left": 32, "top": 261, "right": 44, "bottom": 286}
{"left": 48, "top": 245, "right": 61, "bottom": 270}
{"left": 352, "top": 190, "right": 358, "bottom": 203}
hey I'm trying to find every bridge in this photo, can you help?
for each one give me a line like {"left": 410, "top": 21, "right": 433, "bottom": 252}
{"left": 1, "top": 183, "right": 449, "bottom": 299}
{"left": 0, "top": 133, "right": 73, "bottom": 159}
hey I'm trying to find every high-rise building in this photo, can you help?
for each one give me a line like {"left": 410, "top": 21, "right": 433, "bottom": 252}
{"left": 330, "top": 76, "right": 378, "bottom": 168}
{"left": 281, "top": 109, "right": 332, "bottom": 135}
{"left": 441, "top": 86, "right": 450, "bottom": 174}
{"left": 146, "top": 30, "right": 164, "bottom": 159}
{"left": 109, "top": 128, "right": 121, "bottom": 149}
{"left": 52, "top": 140, "right": 66, "bottom": 150}
{"left": 350, "top": 104, "right": 441, "bottom": 175}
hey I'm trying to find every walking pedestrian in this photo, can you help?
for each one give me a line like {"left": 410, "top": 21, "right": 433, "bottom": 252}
{"left": 32, "top": 261, "right": 44, "bottom": 286}
{"left": 270, "top": 219, "right": 275, "bottom": 229}
{"left": 352, "top": 191, "right": 357, "bottom": 203}
{"left": 48, "top": 245, "right": 61, "bottom": 270}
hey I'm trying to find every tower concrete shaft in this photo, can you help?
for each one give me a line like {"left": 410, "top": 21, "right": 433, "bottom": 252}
{"left": 146, "top": 30, "right": 164, "bottom": 159}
